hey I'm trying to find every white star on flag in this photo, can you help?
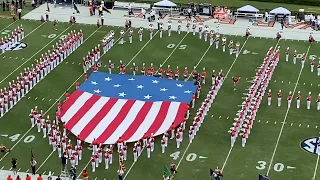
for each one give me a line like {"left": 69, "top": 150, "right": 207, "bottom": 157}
{"left": 105, "top": 77, "right": 112, "bottom": 81}
{"left": 91, "top": 81, "right": 98, "bottom": 85}
{"left": 169, "top": 95, "right": 177, "bottom": 100}
{"left": 114, "top": 84, "right": 121, "bottom": 88}
{"left": 184, "top": 90, "right": 192, "bottom": 93}
{"left": 119, "top": 92, "right": 126, "bottom": 97}
{"left": 160, "top": 88, "right": 168, "bottom": 92}
{"left": 152, "top": 80, "right": 159, "bottom": 84}
{"left": 144, "top": 94, "right": 152, "bottom": 99}
{"left": 94, "top": 89, "right": 101, "bottom": 93}
{"left": 128, "top": 78, "right": 135, "bottom": 81}
{"left": 137, "top": 85, "right": 144, "bottom": 89}
{"left": 176, "top": 83, "right": 184, "bottom": 87}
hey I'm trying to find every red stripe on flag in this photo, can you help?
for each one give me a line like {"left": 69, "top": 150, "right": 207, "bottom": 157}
{"left": 172, "top": 103, "right": 188, "bottom": 127}
{"left": 65, "top": 94, "right": 101, "bottom": 130}
{"left": 60, "top": 90, "right": 84, "bottom": 118}
{"left": 145, "top": 102, "right": 171, "bottom": 136}
{"left": 96, "top": 100, "right": 136, "bottom": 144}
{"left": 120, "top": 102, "right": 153, "bottom": 141}
{"left": 78, "top": 98, "right": 118, "bottom": 140}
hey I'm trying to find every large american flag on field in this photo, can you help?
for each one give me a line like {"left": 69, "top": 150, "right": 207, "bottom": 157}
{"left": 60, "top": 72, "right": 197, "bottom": 144}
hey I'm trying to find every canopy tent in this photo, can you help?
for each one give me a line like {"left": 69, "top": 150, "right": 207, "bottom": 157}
{"left": 154, "top": 0, "right": 177, "bottom": 7}
{"left": 270, "top": 7, "right": 291, "bottom": 15}
{"left": 237, "top": 5, "right": 259, "bottom": 13}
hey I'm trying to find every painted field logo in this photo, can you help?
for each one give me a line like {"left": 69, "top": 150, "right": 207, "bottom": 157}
{"left": 5, "top": 42, "right": 28, "bottom": 51}
{"left": 300, "top": 137, "right": 319, "bottom": 154}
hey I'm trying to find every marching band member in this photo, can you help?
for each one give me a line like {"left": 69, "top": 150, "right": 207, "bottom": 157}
{"left": 198, "top": 22, "right": 203, "bottom": 39}
{"left": 318, "top": 61, "right": 320, "bottom": 76}
{"left": 215, "top": 34, "right": 220, "bottom": 49}
{"left": 276, "top": 29, "right": 282, "bottom": 39}
{"left": 267, "top": 89, "right": 272, "bottom": 106}
{"left": 104, "top": 151, "right": 110, "bottom": 169}
{"left": 285, "top": 47, "right": 289, "bottom": 62}
{"left": 293, "top": 50, "right": 297, "bottom": 64}
{"left": 287, "top": 91, "right": 292, "bottom": 108}
{"left": 146, "top": 142, "right": 151, "bottom": 158}
{"left": 168, "top": 20, "right": 172, "bottom": 36}
{"left": 203, "top": 25, "right": 209, "bottom": 42}
{"left": 161, "top": 138, "right": 166, "bottom": 153}
{"left": 317, "top": 93, "right": 320, "bottom": 110}
{"left": 159, "top": 23, "right": 164, "bottom": 38}
{"left": 122, "top": 142, "right": 128, "bottom": 160}
{"left": 235, "top": 42, "right": 240, "bottom": 58}
{"left": 138, "top": 27, "right": 143, "bottom": 42}
{"left": 245, "top": 25, "right": 251, "bottom": 39}
{"left": 222, "top": 36, "right": 226, "bottom": 52}
{"left": 133, "top": 144, "right": 138, "bottom": 162}
{"left": 296, "top": 91, "right": 301, "bottom": 109}
{"left": 177, "top": 20, "right": 182, "bottom": 34}
{"left": 108, "top": 60, "right": 114, "bottom": 74}
{"left": 311, "top": 56, "right": 315, "bottom": 72}
{"left": 91, "top": 155, "right": 96, "bottom": 172}
{"left": 228, "top": 40, "right": 234, "bottom": 55}
{"left": 201, "top": 67, "right": 206, "bottom": 84}
{"left": 211, "top": 70, "right": 216, "bottom": 85}
{"left": 216, "top": 22, "right": 220, "bottom": 34}
{"left": 307, "top": 92, "right": 312, "bottom": 110}
{"left": 132, "top": 62, "right": 138, "bottom": 75}
{"left": 175, "top": 66, "right": 180, "bottom": 80}
{"left": 301, "top": 53, "right": 306, "bottom": 68}
{"left": 209, "top": 30, "right": 215, "bottom": 46}
{"left": 192, "top": 21, "right": 197, "bottom": 35}
{"left": 128, "top": 29, "right": 133, "bottom": 44}
{"left": 119, "top": 30, "right": 124, "bottom": 44}
{"left": 277, "top": 90, "right": 282, "bottom": 107}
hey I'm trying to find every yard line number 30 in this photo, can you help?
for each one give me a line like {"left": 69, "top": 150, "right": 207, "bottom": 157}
{"left": 256, "top": 161, "right": 285, "bottom": 172}
{"left": 9, "top": 134, "right": 35, "bottom": 143}
{"left": 167, "top": 44, "right": 187, "bottom": 50}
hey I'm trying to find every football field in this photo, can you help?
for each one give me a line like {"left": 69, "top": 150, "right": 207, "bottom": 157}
{"left": 0, "top": 17, "right": 320, "bottom": 180}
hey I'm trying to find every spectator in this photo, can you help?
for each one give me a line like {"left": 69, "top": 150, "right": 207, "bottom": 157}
{"left": 55, "top": 176, "right": 61, "bottom": 180}
{"left": 264, "top": 11, "right": 268, "bottom": 22}
{"left": 16, "top": 175, "right": 21, "bottom": 180}
{"left": 11, "top": 158, "right": 17, "bottom": 175}
{"left": 36, "top": 174, "right": 43, "bottom": 180}
{"left": 2, "top": 1, "right": 5, "bottom": 11}
{"left": 17, "top": 6, "right": 21, "bottom": 19}
{"left": 82, "top": 170, "right": 88, "bottom": 180}
{"left": 31, "top": 0, "right": 35, "bottom": 9}
{"left": 30, "top": 158, "right": 37, "bottom": 175}
{"left": 25, "top": 175, "right": 31, "bottom": 180}
{"left": 7, "top": 175, "right": 13, "bottom": 180}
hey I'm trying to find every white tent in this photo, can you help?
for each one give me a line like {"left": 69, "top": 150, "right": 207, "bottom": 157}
{"left": 154, "top": 0, "right": 177, "bottom": 7}
{"left": 270, "top": 7, "right": 291, "bottom": 15}
{"left": 237, "top": 5, "right": 259, "bottom": 13}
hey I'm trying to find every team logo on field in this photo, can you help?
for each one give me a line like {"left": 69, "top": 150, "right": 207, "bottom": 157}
{"left": 300, "top": 137, "right": 320, "bottom": 155}
{"left": 5, "top": 42, "right": 28, "bottom": 51}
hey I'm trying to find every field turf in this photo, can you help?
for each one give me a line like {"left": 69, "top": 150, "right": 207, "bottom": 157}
{"left": 0, "top": 17, "right": 320, "bottom": 180}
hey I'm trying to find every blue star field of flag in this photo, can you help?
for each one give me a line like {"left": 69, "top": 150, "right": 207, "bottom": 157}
{"left": 79, "top": 72, "right": 197, "bottom": 103}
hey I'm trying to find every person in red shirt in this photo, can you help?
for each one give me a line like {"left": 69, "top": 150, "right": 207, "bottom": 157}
{"left": 232, "top": 76, "right": 240, "bottom": 90}
{"left": 7, "top": 175, "right": 13, "bottom": 180}
{"left": 287, "top": 91, "right": 292, "bottom": 108}
{"left": 267, "top": 89, "right": 272, "bottom": 106}
{"left": 82, "top": 170, "right": 89, "bottom": 180}
{"left": 36, "top": 174, "right": 43, "bottom": 180}
{"left": 25, "top": 174, "right": 31, "bottom": 180}
{"left": 75, "top": 82, "right": 80, "bottom": 89}
{"left": 84, "top": 73, "right": 88, "bottom": 80}
{"left": 307, "top": 92, "right": 312, "bottom": 110}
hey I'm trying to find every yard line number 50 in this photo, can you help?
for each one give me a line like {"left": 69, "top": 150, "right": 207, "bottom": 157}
{"left": 167, "top": 44, "right": 187, "bottom": 50}
{"left": 256, "top": 161, "right": 285, "bottom": 172}
{"left": 47, "top": 34, "right": 68, "bottom": 40}
{"left": 9, "top": 134, "right": 35, "bottom": 143}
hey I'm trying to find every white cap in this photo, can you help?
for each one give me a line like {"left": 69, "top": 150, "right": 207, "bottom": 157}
{"left": 47, "top": 115, "right": 50, "bottom": 119}
{"left": 309, "top": 92, "right": 311, "bottom": 95}
{"left": 212, "top": 70, "right": 215, "bottom": 73}
{"left": 133, "top": 63, "right": 135, "bottom": 66}
{"left": 279, "top": 90, "right": 281, "bottom": 93}
{"left": 120, "top": 60, "right": 122, "bottom": 63}
{"left": 168, "top": 65, "right": 170, "bottom": 68}
{"left": 177, "top": 66, "right": 179, "bottom": 69}
{"left": 151, "top": 63, "right": 153, "bottom": 66}
{"left": 289, "top": 91, "right": 292, "bottom": 94}
{"left": 287, "top": 47, "right": 289, "bottom": 50}
{"left": 203, "top": 67, "right": 205, "bottom": 71}
{"left": 48, "top": 171, "right": 51, "bottom": 176}
{"left": 298, "top": 91, "right": 300, "bottom": 94}
{"left": 143, "top": 63, "right": 145, "bottom": 66}
{"left": 269, "top": 89, "right": 271, "bottom": 92}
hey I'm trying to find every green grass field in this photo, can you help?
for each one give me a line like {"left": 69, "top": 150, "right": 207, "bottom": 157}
{"left": 0, "top": 17, "right": 320, "bottom": 180}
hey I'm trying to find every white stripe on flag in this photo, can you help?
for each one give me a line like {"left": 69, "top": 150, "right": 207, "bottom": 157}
{"left": 104, "top": 100, "right": 145, "bottom": 144}
{"left": 85, "top": 99, "right": 127, "bottom": 143}
{"left": 71, "top": 96, "right": 111, "bottom": 135}
{"left": 127, "top": 102, "right": 162, "bottom": 142}
{"left": 154, "top": 102, "right": 181, "bottom": 136}
{"left": 61, "top": 92, "right": 93, "bottom": 123}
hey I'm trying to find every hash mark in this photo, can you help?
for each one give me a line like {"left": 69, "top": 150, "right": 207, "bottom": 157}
{"left": 303, "top": 83, "right": 305, "bottom": 85}
{"left": 289, "top": 82, "right": 291, "bottom": 84}
{"left": 307, "top": 125, "right": 310, "bottom": 128}
{"left": 49, "top": 99, "right": 52, "bottom": 101}
{"left": 0, "top": 166, "right": 4, "bottom": 170}
{"left": 226, "top": 116, "right": 229, "bottom": 119}
{"left": 274, "top": 121, "right": 277, "bottom": 124}
{"left": 78, "top": 63, "right": 81, "bottom": 65}
{"left": 9, "top": 57, "right": 11, "bottom": 59}
{"left": 258, "top": 120, "right": 260, "bottom": 122}
{"left": 266, "top": 121, "right": 268, "bottom": 123}
{"left": 316, "top": 126, "right": 318, "bottom": 128}
{"left": 291, "top": 123, "right": 293, "bottom": 126}
{"left": 21, "top": 58, "right": 24, "bottom": 60}
{"left": 17, "top": 168, "right": 21, "bottom": 171}
{"left": 28, "top": 97, "right": 31, "bottom": 99}
{"left": 218, "top": 116, "right": 221, "bottom": 119}
{"left": 3, "top": 56, "right": 5, "bottom": 58}
{"left": 72, "top": 62, "right": 75, "bottom": 64}
{"left": 299, "top": 124, "right": 301, "bottom": 127}
{"left": 311, "top": 83, "right": 312, "bottom": 86}
{"left": 281, "top": 81, "right": 283, "bottom": 83}
{"left": 66, "top": 62, "right": 68, "bottom": 64}
{"left": 26, "top": 169, "right": 29, "bottom": 172}
{"left": 35, "top": 97, "right": 38, "bottom": 100}
{"left": 274, "top": 80, "right": 276, "bottom": 82}
{"left": 42, "top": 98, "right": 45, "bottom": 101}
{"left": 9, "top": 167, "right": 12, "bottom": 170}
{"left": 15, "top": 57, "right": 18, "bottom": 59}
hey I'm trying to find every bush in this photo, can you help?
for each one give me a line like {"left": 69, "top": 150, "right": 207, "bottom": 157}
{"left": 243, "top": 0, "right": 320, "bottom": 7}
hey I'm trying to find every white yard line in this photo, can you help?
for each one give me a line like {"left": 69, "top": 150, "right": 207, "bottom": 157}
{"left": 0, "top": 26, "right": 101, "bottom": 162}
{"left": 221, "top": 39, "right": 281, "bottom": 172}
{"left": 124, "top": 32, "right": 191, "bottom": 180}
{"left": 0, "top": 21, "right": 17, "bottom": 33}
{"left": 186, "top": 45, "right": 212, "bottom": 79}
{"left": 266, "top": 44, "right": 311, "bottom": 175}
{"left": 312, "top": 154, "right": 320, "bottom": 180}
{"left": 0, "top": 24, "right": 74, "bottom": 84}
{"left": 23, "top": 23, "right": 46, "bottom": 39}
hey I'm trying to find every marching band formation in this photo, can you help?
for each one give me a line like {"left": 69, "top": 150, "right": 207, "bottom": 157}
{"left": 0, "top": 30, "right": 84, "bottom": 118}
{"left": 0, "top": 26, "right": 24, "bottom": 53}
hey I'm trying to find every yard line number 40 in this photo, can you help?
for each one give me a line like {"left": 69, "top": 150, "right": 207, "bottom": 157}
{"left": 256, "top": 161, "right": 285, "bottom": 172}
{"left": 9, "top": 134, "right": 35, "bottom": 143}
{"left": 170, "top": 151, "right": 197, "bottom": 162}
